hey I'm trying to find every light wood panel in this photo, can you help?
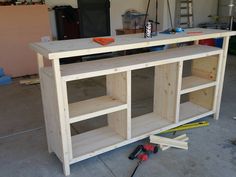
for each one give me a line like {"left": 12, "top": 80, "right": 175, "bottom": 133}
{"left": 150, "top": 135, "right": 188, "bottom": 150}
{"left": 190, "top": 87, "right": 215, "bottom": 110}
{"left": 72, "top": 127, "right": 124, "bottom": 159}
{"left": 131, "top": 113, "right": 172, "bottom": 138}
{"left": 39, "top": 45, "right": 223, "bottom": 81}
{"left": 30, "top": 28, "right": 236, "bottom": 59}
{"left": 154, "top": 63, "right": 180, "bottom": 122}
{"left": 40, "top": 69, "right": 63, "bottom": 161}
{"left": 107, "top": 72, "right": 130, "bottom": 139}
{"left": 214, "top": 37, "right": 230, "bottom": 120}
{"left": 69, "top": 96, "right": 127, "bottom": 123}
{"left": 52, "top": 59, "right": 71, "bottom": 176}
{"left": 160, "top": 134, "right": 189, "bottom": 151}
{"left": 192, "top": 55, "right": 219, "bottom": 81}
{"left": 179, "top": 102, "right": 212, "bottom": 121}
{"left": 181, "top": 76, "right": 217, "bottom": 94}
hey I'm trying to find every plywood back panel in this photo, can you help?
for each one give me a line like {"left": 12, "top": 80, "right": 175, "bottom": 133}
{"left": 192, "top": 56, "right": 218, "bottom": 81}
{"left": 0, "top": 5, "right": 51, "bottom": 77}
{"left": 190, "top": 87, "right": 215, "bottom": 110}
{"left": 154, "top": 63, "right": 180, "bottom": 122}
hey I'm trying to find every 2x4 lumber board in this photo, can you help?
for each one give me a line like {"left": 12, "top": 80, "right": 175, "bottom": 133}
{"left": 52, "top": 59, "right": 71, "bottom": 176}
{"left": 69, "top": 96, "right": 127, "bottom": 124}
{"left": 154, "top": 63, "right": 179, "bottom": 122}
{"left": 150, "top": 135, "right": 188, "bottom": 150}
{"left": 181, "top": 76, "right": 216, "bottom": 94}
{"left": 212, "top": 53, "right": 224, "bottom": 116}
{"left": 192, "top": 55, "right": 219, "bottom": 81}
{"left": 179, "top": 102, "right": 211, "bottom": 121}
{"left": 61, "top": 81, "right": 73, "bottom": 160}
{"left": 107, "top": 72, "right": 130, "bottom": 139}
{"left": 51, "top": 45, "right": 223, "bottom": 81}
{"left": 214, "top": 37, "right": 230, "bottom": 120}
{"left": 37, "top": 54, "right": 52, "bottom": 154}
{"left": 131, "top": 113, "right": 172, "bottom": 138}
{"left": 108, "top": 110, "right": 129, "bottom": 139}
{"left": 175, "top": 61, "right": 184, "bottom": 123}
{"left": 190, "top": 87, "right": 215, "bottom": 110}
{"left": 72, "top": 126, "right": 124, "bottom": 159}
{"left": 160, "top": 134, "right": 189, "bottom": 151}
{"left": 19, "top": 78, "right": 40, "bottom": 85}
{"left": 29, "top": 28, "right": 236, "bottom": 59}
{"left": 39, "top": 70, "right": 57, "bottom": 155}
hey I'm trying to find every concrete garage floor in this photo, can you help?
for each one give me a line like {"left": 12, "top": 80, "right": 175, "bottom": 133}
{"left": 0, "top": 55, "right": 236, "bottom": 177}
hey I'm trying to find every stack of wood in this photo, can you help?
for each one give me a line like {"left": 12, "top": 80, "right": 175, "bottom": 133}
{"left": 150, "top": 134, "right": 189, "bottom": 151}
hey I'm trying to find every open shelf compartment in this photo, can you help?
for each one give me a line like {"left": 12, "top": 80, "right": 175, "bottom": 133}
{"left": 131, "top": 63, "right": 180, "bottom": 138}
{"left": 181, "top": 55, "right": 219, "bottom": 94}
{"left": 72, "top": 126, "right": 124, "bottom": 159}
{"left": 179, "top": 87, "right": 215, "bottom": 121}
{"left": 64, "top": 72, "right": 129, "bottom": 123}
{"left": 71, "top": 110, "right": 128, "bottom": 160}
{"left": 131, "top": 113, "right": 172, "bottom": 137}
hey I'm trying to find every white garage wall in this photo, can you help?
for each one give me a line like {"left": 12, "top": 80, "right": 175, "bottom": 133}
{"left": 45, "top": 0, "right": 148, "bottom": 37}
{"left": 193, "top": 0, "right": 218, "bottom": 25}
{"left": 45, "top": 0, "right": 217, "bottom": 38}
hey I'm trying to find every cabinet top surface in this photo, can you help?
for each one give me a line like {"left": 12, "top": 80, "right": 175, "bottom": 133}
{"left": 30, "top": 28, "right": 236, "bottom": 59}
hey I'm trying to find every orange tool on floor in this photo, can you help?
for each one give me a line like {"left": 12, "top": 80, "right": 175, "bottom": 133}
{"left": 93, "top": 37, "right": 115, "bottom": 46}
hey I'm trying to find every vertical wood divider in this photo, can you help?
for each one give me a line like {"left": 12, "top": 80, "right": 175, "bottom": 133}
{"left": 175, "top": 61, "right": 184, "bottom": 123}
{"left": 127, "top": 71, "right": 132, "bottom": 139}
{"left": 107, "top": 71, "right": 131, "bottom": 139}
{"left": 154, "top": 62, "right": 183, "bottom": 123}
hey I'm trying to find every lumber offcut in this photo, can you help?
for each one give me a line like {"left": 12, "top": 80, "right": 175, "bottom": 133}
{"left": 150, "top": 135, "right": 188, "bottom": 150}
{"left": 160, "top": 134, "right": 189, "bottom": 151}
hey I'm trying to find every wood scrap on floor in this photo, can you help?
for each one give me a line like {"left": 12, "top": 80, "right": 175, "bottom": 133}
{"left": 150, "top": 134, "right": 188, "bottom": 150}
{"left": 19, "top": 78, "right": 40, "bottom": 85}
{"left": 159, "top": 134, "right": 189, "bottom": 151}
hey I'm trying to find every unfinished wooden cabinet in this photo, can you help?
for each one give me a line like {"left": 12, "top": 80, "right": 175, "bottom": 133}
{"left": 30, "top": 28, "right": 236, "bottom": 175}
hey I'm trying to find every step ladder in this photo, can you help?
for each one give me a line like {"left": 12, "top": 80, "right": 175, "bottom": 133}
{"left": 175, "top": 0, "right": 194, "bottom": 28}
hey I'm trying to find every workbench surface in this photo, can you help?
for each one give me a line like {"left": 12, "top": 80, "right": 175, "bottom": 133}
{"left": 30, "top": 28, "right": 236, "bottom": 60}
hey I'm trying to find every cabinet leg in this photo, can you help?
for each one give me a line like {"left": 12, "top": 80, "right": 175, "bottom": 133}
{"left": 63, "top": 163, "right": 70, "bottom": 176}
{"left": 214, "top": 37, "right": 230, "bottom": 120}
{"left": 213, "top": 113, "right": 219, "bottom": 120}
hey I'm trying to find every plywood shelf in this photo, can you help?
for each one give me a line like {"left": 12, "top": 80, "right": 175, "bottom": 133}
{"left": 179, "top": 102, "right": 212, "bottom": 121}
{"left": 71, "top": 127, "right": 124, "bottom": 161}
{"left": 40, "top": 45, "right": 222, "bottom": 81}
{"left": 181, "top": 76, "right": 216, "bottom": 94}
{"left": 131, "top": 113, "right": 172, "bottom": 138}
{"left": 69, "top": 96, "right": 127, "bottom": 123}
{"left": 30, "top": 28, "right": 235, "bottom": 60}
